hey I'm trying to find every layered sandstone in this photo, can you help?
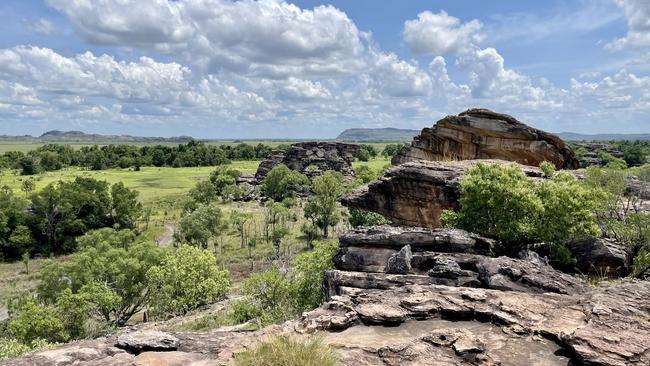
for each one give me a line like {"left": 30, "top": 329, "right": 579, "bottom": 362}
{"left": 342, "top": 159, "right": 543, "bottom": 228}
{"left": 254, "top": 141, "right": 359, "bottom": 181}
{"left": 392, "top": 108, "right": 580, "bottom": 169}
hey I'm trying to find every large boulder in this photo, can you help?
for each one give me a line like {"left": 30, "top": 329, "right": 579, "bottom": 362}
{"left": 254, "top": 141, "right": 359, "bottom": 181}
{"left": 392, "top": 108, "right": 580, "bottom": 169}
{"left": 341, "top": 159, "right": 543, "bottom": 228}
{"left": 566, "top": 237, "right": 632, "bottom": 276}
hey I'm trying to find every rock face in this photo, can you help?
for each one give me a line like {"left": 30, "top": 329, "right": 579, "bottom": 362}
{"left": 115, "top": 331, "right": 179, "bottom": 354}
{"left": 566, "top": 237, "right": 632, "bottom": 276}
{"left": 342, "top": 159, "right": 543, "bottom": 228}
{"left": 330, "top": 225, "right": 586, "bottom": 296}
{"left": 572, "top": 142, "right": 625, "bottom": 168}
{"left": 254, "top": 142, "right": 359, "bottom": 181}
{"left": 392, "top": 108, "right": 580, "bottom": 169}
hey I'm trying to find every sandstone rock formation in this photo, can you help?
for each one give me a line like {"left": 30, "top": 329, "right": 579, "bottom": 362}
{"left": 342, "top": 159, "right": 543, "bottom": 228}
{"left": 294, "top": 224, "right": 650, "bottom": 366}
{"left": 572, "top": 142, "right": 625, "bottom": 168}
{"left": 254, "top": 142, "right": 359, "bottom": 181}
{"left": 566, "top": 237, "right": 632, "bottom": 276}
{"left": 392, "top": 108, "right": 580, "bottom": 169}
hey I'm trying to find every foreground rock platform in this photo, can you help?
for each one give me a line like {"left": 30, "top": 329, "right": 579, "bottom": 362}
{"left": 392, "top": 108, "right": 580, "bottom": 169}
{"left": 300, "top": 279, "right": 650, "bottom": 366}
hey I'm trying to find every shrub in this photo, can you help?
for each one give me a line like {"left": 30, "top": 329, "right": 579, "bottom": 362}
{"left": 147, "top": 245, "right": 230, "bottom": 318}
{"left": 234, "top": 336, "right": 337, "bottom": 366}
{"left": 291, "top": 241, "right": 337, "bottom": 311}
{"left": 348, "top": 208, "right": 389, "bottom": 228}
{"left": 7, "top": 301, "right": 67, "bottom": 343}
{"left": 0, "top": 338, "right": 56, "bottom": 362}
{"left": 448, "top": 163, "right": 607, "bottom": 256}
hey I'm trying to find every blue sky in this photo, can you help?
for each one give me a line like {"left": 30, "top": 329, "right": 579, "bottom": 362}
{"left": 0, "top": 0, "right": 648, "bottom": 138}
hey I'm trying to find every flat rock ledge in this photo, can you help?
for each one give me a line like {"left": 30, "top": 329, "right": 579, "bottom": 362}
{"left": 299, "top": 279, "right": 650, "bottom": 366}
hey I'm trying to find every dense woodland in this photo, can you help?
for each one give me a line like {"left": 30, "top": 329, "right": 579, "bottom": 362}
{"left": 0, "top": 141, "right": 400, "bottom": 175}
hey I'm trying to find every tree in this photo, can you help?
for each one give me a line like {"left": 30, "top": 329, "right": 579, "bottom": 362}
{"left": 18, "top": 156, "right": 39, "bottom": 176}
{"left": 38, "top": 228, "right": 165, "bottom": 327}
{"left": 231, "top": 211, "right": 252, "bottom": 248}
{"left": 291, "top": 240, "right": 337, "bottom": 311}
{"left": 146, "top": 245, "right": 230, "bottom": 317}
{"left": 111, "top": 182, "right": 142, "bottom": 229}
{"left": 21, "top": 179, "right": 35, "bottom": 195}
{"left": 262, "top": 165, "right": 310, "bottom": 201}
{"left": 304, "top": 171, "right": 345, "bottom": 237}
{"left": 174, "top": 203, "right": 228, "bottom": 249}
{"left": 382, "top": 143, "right": 404, "bottom": 157}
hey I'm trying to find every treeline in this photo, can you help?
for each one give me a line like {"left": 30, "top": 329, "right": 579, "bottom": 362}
{"left": 0, "top": 177, "right": 141, "bottom": 260}
{"left": 0, "top": 141, "right": 279, "bottom": 175}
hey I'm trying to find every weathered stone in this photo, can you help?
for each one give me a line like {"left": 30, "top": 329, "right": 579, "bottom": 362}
{"left": 572, "top": 142, "right": 625, "bottom": 168}
{"left": 341, "top": 159, "right": 543, "bottom": 228}
{"left": 566, "top": 237, "right": 632, "bottom": 276}
{"left": 115, "top": 331, "right": 179, "bottom": 354}
{"left": 386, "top": 245, "right": 412, "bottom": 274}
{"left": 392, "top": 108, "right": 579, "bottom": 169}
{"left": 134, "top": 351, "right": 207, "bottom": 366}
{"left": 427, "top": 257, "right": 463, "bottom": 279}
{"left": 300, "top": 279, "right": 650, "bottom": 366}
{"left": 254, "top": 142, "right": 359, "bottom": 181}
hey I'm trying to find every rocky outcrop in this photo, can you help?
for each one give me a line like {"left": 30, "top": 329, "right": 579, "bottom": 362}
{"left": 331, "top": 225, "right": 586, "bottom": 296}
{"left": 300, "top": 280, "right": 650, "bottom": 366}
{"left": 342, "top": 159, "right": 543, "bottom": 228}
{"left": 254, "top": 142, "right": 359, "bottom": 181}
{"left": 115, "top": 331, "right": 179, "bottom": 354}
{"left": 392, "top": 109, "right": 579, "bottom": 169}
{"left": 566, "top": 237, "right": 632, "bottom": 276}
{"left": 572, "top": 142, "right": 625, "bottom": 168}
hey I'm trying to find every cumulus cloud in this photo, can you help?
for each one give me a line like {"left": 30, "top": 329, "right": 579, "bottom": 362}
{"left": 403, "top": 11, "right": 483, "bottom": 56}
{"left": 47, "top": 0, "right": 366, "bottom": 77}
{"left": 606, "top": 0, "right": 650, "bottom": 51}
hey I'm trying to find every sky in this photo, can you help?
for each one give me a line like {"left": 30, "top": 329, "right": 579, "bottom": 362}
{"left": 0, "top": 0, "right": 649, "bottom": 138}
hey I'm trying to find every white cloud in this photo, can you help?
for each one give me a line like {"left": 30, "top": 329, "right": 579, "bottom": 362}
{"left": 47, "top": 0, "right": 366, "bottom": 78}
{"left": 606, "top": 0, "right": 650, "bottom": 51}
{"left": 28, "top": 18, "right": 56, "bottom": 36}
{"left": 403, "top": 11, "right": 483, "bottom": 56}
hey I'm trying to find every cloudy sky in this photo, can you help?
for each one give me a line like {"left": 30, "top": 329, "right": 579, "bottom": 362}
{"left": 0, "top": 0, "right": 649, "bottom": 138}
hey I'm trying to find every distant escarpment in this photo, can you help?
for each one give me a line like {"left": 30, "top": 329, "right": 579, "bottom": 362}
{"left": 336, "top": 127, "right": 419, "bottom": 142}
{"left": 393, "top": 108, "right": 580, "bottom": 169}
{"left": 254, "top": 141, "right": 359, "bottom": 181}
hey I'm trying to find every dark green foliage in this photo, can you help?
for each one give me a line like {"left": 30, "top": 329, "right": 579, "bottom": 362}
{"left": 1, "top": 141, "right": 277, "bottom": 173}
{"left": 381, "top": 143, "right": 405, "bottom": 157}
{"left": 348, "top": 208, "right": 389, "bottom": 228}
{"left": 262, "top": 164, "right": 310, "bottom": 201}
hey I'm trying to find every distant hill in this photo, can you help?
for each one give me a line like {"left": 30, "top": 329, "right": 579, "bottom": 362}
{"left": 337, "top": 128, "right": 420, "bottom": 142}
{"left": 37, "top": 130, "right": 194, "bottom": 143}
{"left": 558, "top": 132, "right": 650, "bottom": 141}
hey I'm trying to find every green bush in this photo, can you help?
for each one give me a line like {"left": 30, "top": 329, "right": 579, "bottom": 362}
{"left": 348, "top": 208, "right": 389, "bottom": 228}
{"left": 0, "top": 337, "right": 56, "bottom": 361}
{"left": 147, "top": 245, "right": 230, "bottom": 318}
{"left": 7, "top": 301, "right": 67, "bottom": 343}
{"left": 262, "top": 165, "right": 310, "bottom": 201}
{"left": 235, "top": 241, "right": 337, "bottom": 325}
{"left": 234, "top": 336, "right": 337, "bottom": 366}
{"left": 446, "top": 163, "right": 607, "bottom": 256}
